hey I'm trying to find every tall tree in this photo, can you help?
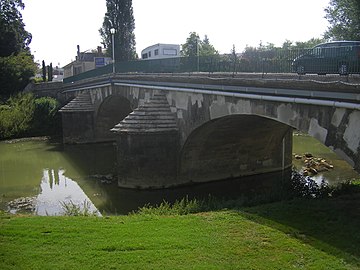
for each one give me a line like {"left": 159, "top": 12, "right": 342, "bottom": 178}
{"left": 42, "top": 60, "right": 46, "bottom": 82}
{"left": 200, "top": 35, "right": 219, "bottom": 56}
{"left": 0, "top": 0, "right": 32, "bottom": 57}
{"left": 0, "top": 0, "right": 35, "bottom": 97}
{"left": 181, "top": 32, "right": 218, "bottom": 57}
{"left": 181, "top": 32, "right": 200, "bottom": 57}
{"left": 99, "top": 0, "right": 136, "bottom": 62}
{"left": 324, "top": 0, "right": 360, "bottom": 40}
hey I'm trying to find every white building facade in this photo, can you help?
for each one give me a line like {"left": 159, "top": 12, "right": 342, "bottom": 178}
{"left": 141, "top": 44, "right": 180, "bottom": 60}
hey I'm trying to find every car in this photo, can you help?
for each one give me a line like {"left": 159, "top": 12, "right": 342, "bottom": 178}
{"left": 292, "top": 41, "right": 360, "bottom": 75}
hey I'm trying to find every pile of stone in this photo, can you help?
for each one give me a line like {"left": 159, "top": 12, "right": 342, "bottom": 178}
{"left": 7, "top": 197, "right": 36, "bottom": 213}
{"left": 294, "top": 152, "right": 334, "bottom": 176}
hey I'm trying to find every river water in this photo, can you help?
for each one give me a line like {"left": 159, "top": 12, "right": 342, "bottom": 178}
{"left": 0, "top": 134, "right": 359, "bottom": 215}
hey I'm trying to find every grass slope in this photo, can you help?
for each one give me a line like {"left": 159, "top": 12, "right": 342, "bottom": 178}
{"left": 1, "top": 195, "right": 359, "bottom": 269}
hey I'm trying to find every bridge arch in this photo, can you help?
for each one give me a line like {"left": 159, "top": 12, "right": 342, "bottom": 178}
{"left": 178, "top": 114, "right": 293, "bottom": 184}
{"left": 94, "top": 95, "right": 133, "bottom": 141}
{"left": 168, "top": 90, "right": 360, "bottom": 174}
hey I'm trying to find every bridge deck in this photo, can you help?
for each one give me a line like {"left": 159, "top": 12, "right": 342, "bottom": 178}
{"left": 62, "top": 73, "right": 360, "bottom": 92}
{"left": 59, "top": 73, "right": 360, "bottom": 106}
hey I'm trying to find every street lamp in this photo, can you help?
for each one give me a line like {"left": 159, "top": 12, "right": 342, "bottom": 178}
{"left": 197, "top": 38, "right": 200, "bottom": 72}
{"left": 110, "top": 28, "right": 115, "bottom": 73}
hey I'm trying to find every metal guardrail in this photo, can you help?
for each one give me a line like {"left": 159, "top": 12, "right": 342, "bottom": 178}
{"left": 63, "top": 46, "right": 360, "bottom": 84}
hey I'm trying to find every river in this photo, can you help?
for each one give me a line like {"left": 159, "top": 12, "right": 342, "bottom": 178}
{"left": 0, "top": 134, "right": 359, "bottom": 215}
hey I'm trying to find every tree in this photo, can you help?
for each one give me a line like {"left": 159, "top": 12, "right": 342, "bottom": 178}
{"left": 48, "top": 62, "right": 53, "bottom": 82}
{"left": 292, "top": 38, "right": 326, "bottom": 49}
{"left": 281, "top": 38, "right": 326, "bottom": 50}
{"left": 42, "top": 60, "right": 46, "bottom": 82}
{"left": 99, "top": 0, "right": 136, "bottom": 61}
{"left": 181, "top": 32, "right": 219, "bottom": 57}
{"left": 0, "top": 0, "right": 35, "bottom": 97}
{"left": 324, "top": 0, "right": 360, "bottom": 40}
{"left": 0, "top": 0, "right": 32, "bottom": 57}
{"left": 0, "top": 51, "right": 37, "bottom": 96}
{"left": 200, "top": 35, "right": 219, "bottom": 56}
{"left": 181, "top": 32, "right": 200, "bottom": 57}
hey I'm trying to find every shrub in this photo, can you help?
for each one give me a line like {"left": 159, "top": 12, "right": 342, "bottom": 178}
{"left": 0, "top": 92, "right": 60, "bottom": 139}
{"left": 0, "top": 52, "right": 37, "bottom": 97}
{"left": 0, "top": 92, "right": 35, "bottom": 139}
{"left": 60, "top": 200, "right": 99, "bottom": 217}
{"left": 31, "top": 96, "right": 60, "bottom": 135}
{"left": 289, "top": 170, "right": 332, "bottom": 198}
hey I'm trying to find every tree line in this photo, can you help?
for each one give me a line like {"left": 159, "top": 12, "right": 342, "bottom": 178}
{"left": 0, "top": 0, "right": 359, "bottom": 99}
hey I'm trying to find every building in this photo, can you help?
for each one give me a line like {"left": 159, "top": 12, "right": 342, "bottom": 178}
{"left": 141, "top": 44, "right": 180, "bottom": 60}
{"left": 53, "top": 66, "right": 64, "bottom": 81}
{"left": 63, "top": 45, "right": 112, "bottom": 78}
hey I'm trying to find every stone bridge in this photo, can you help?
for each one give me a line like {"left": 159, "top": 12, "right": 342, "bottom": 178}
{"left": 58, "top": 74, "right": 360, "bottom": 189}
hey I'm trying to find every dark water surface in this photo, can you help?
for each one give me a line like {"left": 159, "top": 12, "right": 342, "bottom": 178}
{"left": 0, "top": 134, "right": 359, "bottom": 215}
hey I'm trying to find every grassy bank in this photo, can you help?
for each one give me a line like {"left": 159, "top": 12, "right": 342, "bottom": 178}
{"left": 1, "top": 193, "right": 360, "bottom": 270}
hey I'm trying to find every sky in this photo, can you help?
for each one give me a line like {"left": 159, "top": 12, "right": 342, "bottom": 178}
{"left": 22, "top": 0, "right": 330, "bottom": 68}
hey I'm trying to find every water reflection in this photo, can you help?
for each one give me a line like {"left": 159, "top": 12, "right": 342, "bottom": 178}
{"left": 0, "top": 134, "right": 359, "bottom": 216}
{"left": 35, "top": 169, "right": 99, "bottom": 216}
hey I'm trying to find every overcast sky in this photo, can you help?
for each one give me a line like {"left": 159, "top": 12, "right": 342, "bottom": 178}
{"left": 22, "top": 0, "right": 330, "bottom": 67}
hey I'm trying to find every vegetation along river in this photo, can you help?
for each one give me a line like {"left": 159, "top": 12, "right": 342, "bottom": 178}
{"left": 0, "top": 133, "right": 359, "bottom": 215}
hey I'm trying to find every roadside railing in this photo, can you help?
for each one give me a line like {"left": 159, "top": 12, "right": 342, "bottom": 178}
{"left": 63, "top": 46, "right": 360, "bottom": 84}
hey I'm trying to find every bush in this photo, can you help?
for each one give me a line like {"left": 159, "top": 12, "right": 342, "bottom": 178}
{"left": 60, "top": 200, "right": 99, "bottom": 217}
{"left": 289, "top": 170, "right": 331, "bottom": 198}
{"left": 0, "top": 52, "right": 37, "bottom": 97}
{"left": 0, "top": 92, "right": 35, "bottom": 139}
{"left": 31, "top": 96, "right": 60, "bottom": 136}
{"left": 0, "top": 92, "right": 61, "bottom": 139}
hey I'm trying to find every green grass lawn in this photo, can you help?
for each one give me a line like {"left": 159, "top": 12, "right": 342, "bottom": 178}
{"left": 1, "top": 194, "right": 360, "bottom": 270}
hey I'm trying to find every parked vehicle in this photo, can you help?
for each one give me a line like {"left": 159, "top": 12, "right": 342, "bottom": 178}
{"left": 292, "top": 41, "right": 360, "bottom": 75}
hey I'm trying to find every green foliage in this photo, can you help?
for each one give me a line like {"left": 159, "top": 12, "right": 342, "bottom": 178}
{"left": 31, "top": 96, "right": 60, "bottom": 136}
{"left": 135, "top": 172, "right": 360, "bottom": 217}
{"left": 99, "top": 0, "right": 136, "bottom": 61}
{"left": 1, "top": 192, "right": 360, "bottom": 269}
{"left": 324, "top": 0, "right": 360, "bottom": 40}
{"left": 282, "top": 38, "right": 327, "bottom": 49}
{"left": 42, "top": 60, "right": 46, "bottom": 82}
{"left": 0, "top": 92, "right": 60, "bottom": 139}
{"left": 0, "top": 0, "right": 32, "bottom": 57}
{"left": 0, "top": 92, "right": 35, "bottom": 138}
{"left": 288, "top": 170, "right": 332, "bottom": 198}
{"left": 0, "top": 51, "right": 37, "bottom": 97}
{"left": 0, "top": 1, "right": 36, "bottom": 97}
{"left": 181, "top": 32, "right": 200, "bottom": 57}
{"left": 200, "top": 34, "right": 219, "bottom": 56}
{"left": 181, "top": 32, "right": 219, "bottom": 57}
{"left": 60, "top": 200, "right": 99, "bottom": 217}
{"left": 134, "top": 196, "right": 205, "bottom": 216}
{"left": 48, "top": 62, "right": 53, "bottom": 82}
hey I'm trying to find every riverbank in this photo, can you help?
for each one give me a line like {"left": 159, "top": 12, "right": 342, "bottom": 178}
{"left": 1, "top": 192, "right": 360, "bottom": 270}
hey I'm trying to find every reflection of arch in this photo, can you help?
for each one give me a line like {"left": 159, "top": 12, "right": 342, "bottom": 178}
{"left": 179, "top": 114, "right": 293, "bottom": 183}
{"left": 95, "top": 96, "right": 132, "bottom": 141}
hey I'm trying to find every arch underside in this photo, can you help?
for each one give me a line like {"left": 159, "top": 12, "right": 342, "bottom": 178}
{"left": 179, "top": 115, "right": 293, "bottom": 183}
{"left": 95, "top": 96, "right": 133, "bottom": 141}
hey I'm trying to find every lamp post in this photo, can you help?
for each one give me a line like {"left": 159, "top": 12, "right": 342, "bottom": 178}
{"left": 197, "top": 38, "right": 200, "bottom": 72}
{"left": 110, "top": 28, "right": 115, "bottom": 73}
